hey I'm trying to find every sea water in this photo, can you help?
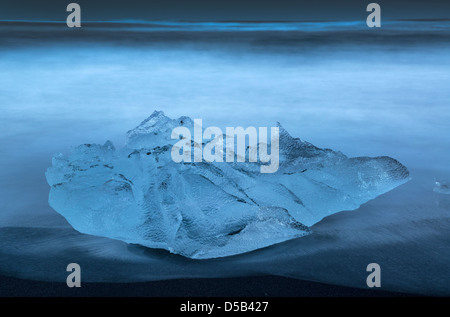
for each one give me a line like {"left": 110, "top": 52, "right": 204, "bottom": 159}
{"left": 0, "top": 20, "right": 449, "bottom": 295}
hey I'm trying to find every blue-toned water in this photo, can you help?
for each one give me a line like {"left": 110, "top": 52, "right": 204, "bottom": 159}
{"left": 0, "top": 20, "right": 449, "bottom": 295}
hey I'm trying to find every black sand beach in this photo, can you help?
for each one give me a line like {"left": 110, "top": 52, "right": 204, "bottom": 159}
{"left": 0, "top": 274, "right": 415, "bottom": 297}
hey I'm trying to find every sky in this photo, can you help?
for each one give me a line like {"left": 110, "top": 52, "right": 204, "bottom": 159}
{"left": 0, "top": 0, "right": 449, "bottom": 22}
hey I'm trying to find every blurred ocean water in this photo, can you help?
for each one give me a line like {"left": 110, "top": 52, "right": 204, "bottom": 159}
{"left": 0, "top": 20, "right": 449, "bottom": 295}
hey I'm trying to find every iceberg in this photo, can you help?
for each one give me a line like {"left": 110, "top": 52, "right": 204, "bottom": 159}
{"left": 45, "top": 111, "right": 410, "bottom": 259}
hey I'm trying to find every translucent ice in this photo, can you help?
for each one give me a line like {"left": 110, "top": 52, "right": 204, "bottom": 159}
{"left": 46, "top": 111, "right": 410, "bottom": 259}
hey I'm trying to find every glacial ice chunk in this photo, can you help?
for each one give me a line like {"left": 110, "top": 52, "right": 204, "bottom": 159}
{"left": 45, "top": 111, "right": 410, "bottom": 259}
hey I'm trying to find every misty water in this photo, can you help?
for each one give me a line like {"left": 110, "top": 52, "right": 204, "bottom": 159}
{"left": 0, "top": 20, "right": 449, "bottom": 295}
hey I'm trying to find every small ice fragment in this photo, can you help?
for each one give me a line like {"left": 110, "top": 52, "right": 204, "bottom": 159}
{"left": 434, "top": 180, "right": 450, "bottom": 195}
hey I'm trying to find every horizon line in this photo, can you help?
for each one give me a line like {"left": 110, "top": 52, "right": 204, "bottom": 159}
{"left": 1, "top": 18, "right": 449, "bottom": 24}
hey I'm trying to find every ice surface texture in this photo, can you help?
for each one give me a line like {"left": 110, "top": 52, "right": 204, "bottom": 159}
{"left": 46, "top": 111, "right": 410, "bottom": 259}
